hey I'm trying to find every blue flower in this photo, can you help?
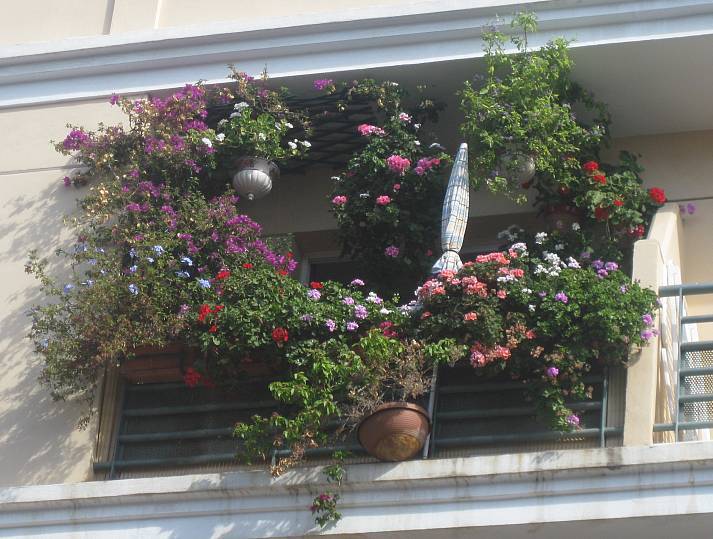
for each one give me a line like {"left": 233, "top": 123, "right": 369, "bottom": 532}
{"left": 197, "top": 278, "right": 211, "bottom": 289}
{"left": 82, "top": 280, "right": 94, "bottom": 287}
{"left": 146, "top": 257, "right": 155, "bottom": 264}
{"left": 87, "top": 258, "right": 97, "bottom": 265}
{"left": 128, "top": 284, "right": 139, "bottom": 295}
{"left": 95, "top": 247, "right": 105, "bottom": 254}
{"left": 180, "top": 256, "right": 194, "bottom": 267}
{"left": 175, "top": 271, "right": 190, "bottom": 278}
{"left": 63, "top": 284, "right": 74, "bottom": 294}
{"left": 153, "top": 245, "right": 165, "bottom": 255}
{"left": 129, "top": 248, "right": 137, "bottom": 259}
{"left": 74, "top": 243, "right": 88, "bottom": 253}
{"left": 129, "top": 265, "right": 138, "bottom": 274}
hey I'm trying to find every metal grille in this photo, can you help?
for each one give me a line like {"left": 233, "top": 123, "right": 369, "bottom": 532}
{"left": 95, "top": 364, "right": 614, "bottom": 477}
{"left": 655, "top": 283, "right": 713, "bottom": 440}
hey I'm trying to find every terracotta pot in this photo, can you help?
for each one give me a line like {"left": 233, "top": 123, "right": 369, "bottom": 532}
{"left": 120, "top": 344, "right": 196, "bottom": 384}
{"left": 544, "top": 205, "right": 581, "bottom": 232}
{"left": 357, "top": 402, "right": 430, "bottom": 461}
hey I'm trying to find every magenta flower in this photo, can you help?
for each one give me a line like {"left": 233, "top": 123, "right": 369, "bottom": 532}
{"left": 384, "top": 245, "right": 400, "bottom": 257}
{"left": 325, "top": 319, "right": 336, "bottom": 332}
{"left": 546, "top": 366, "right": 559, "bottom": 378}
{"left": 109, "top": 93, "right": 120, "bottom": 105}
{"left": 642, "top": 313, "right": 654, "bottom": 326}
{"left": 62, "top": 176, "right": 72, "bottom": 187}
{"left": 386, "top": 155, "right": 411, "bottom": 176}
{"left": 307, "top": 289, "right": 321, "bottom": 301}
{"left": 376, "top": 195, "right": 391, "bottom": 206}
{"left": 566, "top": 414, "right": 580, "bottom": 427}
{"left": 357, "top": 124, "right": 386, "bottom": 137}
{"left": 554, "top": 292, "right": 568, "bottom": 304}
{"left": 313, "top": 79, "right": 333, "bottom": 91}
{"left": 350, "top": 278, "right": 365, "bottom": 286}
{"left": 346, "top": 321, "right": 359, "bottom": 332}
{"left": 332, "top": 195, "right": 347, "bottom": 206}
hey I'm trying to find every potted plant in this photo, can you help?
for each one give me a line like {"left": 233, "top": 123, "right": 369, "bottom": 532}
{"left": 322, "top": 78, "right": 450, "bottom": 293}
{"left": 214, "top": 69, "right": 312, "bottom": 200}
{"left": 459, "top": 12, "right": 609, "bottom": 204}
{"left": 412, "top": 234, "right": 658, "bottom": 430}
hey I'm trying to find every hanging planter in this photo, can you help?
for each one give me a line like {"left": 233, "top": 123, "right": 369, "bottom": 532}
{"left": 499, "top": 146, "right": 536, "bottom": 185}
{"left": 357, "top": 402, "right": 430, "bottom": 461}
{"left": 120, "top": 344, "right": 196, "bottom": 384}
{"left": 231, "top": 157, "right": 280, "bottom": 201}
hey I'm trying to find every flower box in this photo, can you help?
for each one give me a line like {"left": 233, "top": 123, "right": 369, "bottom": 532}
{"left": 120, "top": 344, "right": 196, "bottom": 384}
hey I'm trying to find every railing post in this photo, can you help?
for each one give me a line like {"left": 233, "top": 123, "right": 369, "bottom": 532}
{"left": 623, "top": 239, "right": 663, "bottom": 446}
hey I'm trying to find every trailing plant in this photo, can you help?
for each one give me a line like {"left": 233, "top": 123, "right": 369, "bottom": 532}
{"left": 460, "top": 12, "right": 609, "bottom": 203}
{"left": 324, "top": 79, "right": 450, "bottom": 293}
{"left": 412, "top": 235, "right": 658, "bottom": 430}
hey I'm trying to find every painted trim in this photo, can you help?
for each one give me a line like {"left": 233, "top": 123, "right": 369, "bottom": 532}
{"left": 1, "top": 0, "right": 713, "bottom": 108}
{"left": 1, "top": 443, "right": 713, "bottom": 537}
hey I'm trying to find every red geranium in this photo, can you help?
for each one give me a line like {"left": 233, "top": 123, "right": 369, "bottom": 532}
{"left": 183, "top": 367, "right": 202, "bottom": 388}
{"left": 592, "top": 174, "right": 606, "bottom": 185}
{"left": 216, "top": 270, "right": 231, "bottom": 280}
{"left": 648, "top": 187, "right": 666, "bottom": 205}
{"left": 613, "top": 199, "right": 624, "bottom": 207}
{"left": 272, "top": 327, "right": 289, "bottom": 344}
{"left": 594, "top": 207, "right": 610, "bottom": 221}
{"left": 197, "top": 303, "right": 212, "bottom": 323}
{"left": 242, "top": 263, "right": 253, "bottom": 269}
{"left": 582, "top": 161, "right": 599, "bottom": 172}
{"left": 310, "top": 281, "right": 324, "bottom": 289}
{"left": 208, "top": 324, "right": 218, "bottom": 333}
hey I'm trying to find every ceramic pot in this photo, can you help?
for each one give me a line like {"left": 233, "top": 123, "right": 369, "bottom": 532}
{"left": 231, "top": 157, "right": 279, "bottom": 201}
{"left": 499, "top": 149, "right": 536, "bottom": 184}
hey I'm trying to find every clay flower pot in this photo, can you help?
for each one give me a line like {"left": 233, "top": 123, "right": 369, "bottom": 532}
{"left": 120, "top": 344, "right": 196, "bottom": 384}
{"left": 544, "top": 204, "right": 582, "bottom": 232}
{"left": 357, "top": 402, "right": 430, "bottom": 461}
{"left": 231, "top": 156, "right": 279, "bottom": 201}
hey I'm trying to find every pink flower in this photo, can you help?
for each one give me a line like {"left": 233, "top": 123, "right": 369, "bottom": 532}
{"left": 463, "top": 312, "right": 478, "bottom": 321}
{"left": 393, "top": 183, "right": 401, "bottom": 191}
{"left": 398, "top": 112, "right": 412, "bottom": 122}
{"left": 384, "top": 245, "right": 400, "bottom": 257}
{"left": 332, "top": 195, "right": 347, "bottom": 206}
{"left": 496, "top": 290, "right": 507, "bottom": 299}
{"left": 376, "top": 195, "right": 391, "bottom": 206}
{"left": 386, "top": 155, "right": 411, "bottom": 176}
{"left": 357, "top": 124, "right": 386, "bottom": 137}
{"left": 313, "top": 79, "right": 333, "bottom": 91}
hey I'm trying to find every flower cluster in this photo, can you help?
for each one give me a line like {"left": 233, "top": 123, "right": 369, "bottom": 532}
{"left": 413, "top": 237, "right": 658, "bottom": 430}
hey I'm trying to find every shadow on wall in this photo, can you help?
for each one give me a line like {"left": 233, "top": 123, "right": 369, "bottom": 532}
{"left": 0, "top": 170, "right": 94, "bottom": 487}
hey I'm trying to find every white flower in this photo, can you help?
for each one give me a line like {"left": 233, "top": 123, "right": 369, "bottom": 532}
{"left": 216, "top": 133, "right": 225, "bottom": 142}
{"left": 567, "top": 257, "right": 581, "bottom": 269}
{"left": 359, "top": 192, "right": 370, "bottom": 198}
{"left": 554, "top": 243, "right": 564, "bottom": 251}
{"left": 429, "top": 142, "right": 445, "bottom": 150}
{"left": 288, "top": 141, "right": 297, "bottom": 149}
{"left": 379, "top": 307, "right": 392, "bottom": 315}
{"left": 201, "top": 137, "right": 212, "bottom": 147}
{"left": 535, "top": 232, "right": 548, "bottom": 244}
{"left": 521, "top": 287, "right": 532, "bottom": 294}
{"left": 331, "top": 176, "right": 341, "bottom": 182}
{"left": 258, "top": 133, "right": 267, "bottom": 140}
{"left": 510, "top": 242, "right": 528, "bottom": 253}
{"left": 414, "top": 123, "right": 421, "bottom": 129}
{"left": 571, "top": 222, "right": 581, "bottom": 231}
{"left": 229, "top": 112, "right": 239, "bottom": 119}
{"left": 528, "top": 304, "right": 536, "bottom": 312}
{"left": 388, "top": 82, "right": 399, "bottom": 87}
{"left": 285, "top": 122, "right": 294, "bottom": 129}
{"left": 301, "top": 140, "right": 311, "bottom": 148}
{"left": 234, "top": 101, "right": 249, "bottom": 110}
{"left": 415, "top": 140, "right": 421, "bottom": 146}
{"left": 218, "top": 118, "right": 228, "bottom": 126}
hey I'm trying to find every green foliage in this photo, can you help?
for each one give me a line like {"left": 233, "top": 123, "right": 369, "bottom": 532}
{"left": 460, "top": 12, "right": 609, "bottom": 202}
{"left": 327, "top": 79, "right": 450, "bottom": 293}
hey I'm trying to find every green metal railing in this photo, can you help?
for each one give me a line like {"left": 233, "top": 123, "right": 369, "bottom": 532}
{"left": 95, "top": 363, "right": 616, "bottom": 477}
{"left": 654, "top": 283, "right": 713, "bottom": 439}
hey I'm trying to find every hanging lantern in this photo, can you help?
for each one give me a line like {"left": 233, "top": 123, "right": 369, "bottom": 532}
{"left": 231, "top": 157, "right": 280, "bottom": 201}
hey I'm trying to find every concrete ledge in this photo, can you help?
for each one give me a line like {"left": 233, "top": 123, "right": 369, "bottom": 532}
{"left": 1, "top": 442, "right": 713, "bottom": 537}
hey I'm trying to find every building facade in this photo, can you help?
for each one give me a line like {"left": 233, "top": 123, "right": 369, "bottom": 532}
{"left": 2, "top": 0, "right": 713, "bottom": 537}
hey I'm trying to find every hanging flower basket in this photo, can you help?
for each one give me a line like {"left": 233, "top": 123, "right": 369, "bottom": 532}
{"left": 357, "top": 402, "right": 430, "bottom": 461}
{"left": 231, "top": 156, "right": 280, "bottom": 201}
{"left": 120, "top": 344, "right": 196, "bottom": 384}
{"left": 498, "top": 146, "right": 536, "bottom": 185}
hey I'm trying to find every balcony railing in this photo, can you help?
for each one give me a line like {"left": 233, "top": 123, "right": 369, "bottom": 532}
{"left": 94, "top": 362, "right": 623, "bottom": 478}
{"left": 655, "top": 283, "right": 713, "bottom": 441}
